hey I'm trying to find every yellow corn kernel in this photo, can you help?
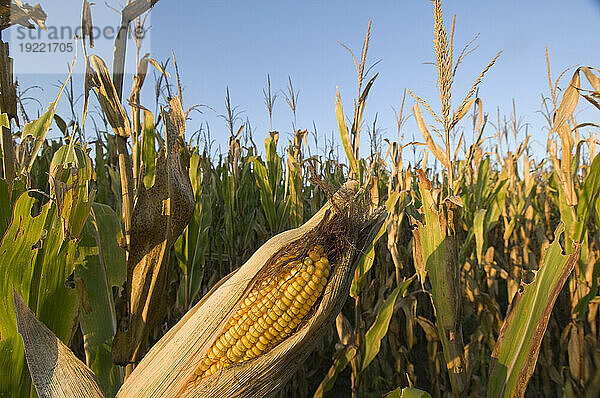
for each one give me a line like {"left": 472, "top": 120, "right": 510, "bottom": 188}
{"left": 247, "top": 325, "right": 258, "bottom": 337}
{"left": 281, "top": 295, "right": 292, "bottom": 307}
{"left": 301, "top": 273, "right": 311, "bottom": 284}
{"left": 240, "top": 335, "right": 252, "bottom": 349}
{"left": 309, "top": 251, "right": 320, "bottom": 262}
{"left": 315, "top": 266, "right": 325, "bottom": 278}
{"left": 235, "top": 340, "right": 245, "bottom": 352}
{"left": 232, "top": 345, "right": 243, "bottom": 358}
{"left": 298, "top": 306, "right": 309, "bottom": 317}
{"left": 251, "top": 346, "right": 262, "bottom": 356}
{"left": 268, "top": 310, "right": 279, "bottom": 321}
{"left": 264, "top": 328, "right": 274, "bottom": 340}
{"left": 255, "top": 323, "right": 265, "bottom": 334}
{"left": 276, "top": 300, "right": 287, "bottom": 311}
{"left": 198, "top": 358, "right": 211, "bottom": 372}
{"left": 275, "top": 305, "right": 286, "bottom": 316}
{"left": 257, "top": 316, "right": 268, "bottom": 329}
{"left": 263, "top": 315, "right": 274, "bottom": 326}
{"left": 283, "top": 289, "right": 294, "bottom": 300}
{"left": 265, "top": 291, "right": 275, "bottom": 302}
{"left": 256, "top": 340, "right": 266, "bottom": 350}
{"left": 287, "top": 284, "right": 299, "bottom": 296}
{"left": 226, "top": 348, "right": 237, "bottom": 362}
{"left": 300, "top": 290, "right": 311, "bottom": 300}
{"left": 291, "top": 279, "right": 303, "bottom": 291}
{"left": 215, "top": 338, "right": 226, "bottom": 352}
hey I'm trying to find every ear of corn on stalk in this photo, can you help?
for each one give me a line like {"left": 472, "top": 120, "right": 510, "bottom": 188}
{"left": 113, "top": 180, "right": 385, "bottom": 398}
{"left": 195, "top": 245, "right": 330, "bottom": 379}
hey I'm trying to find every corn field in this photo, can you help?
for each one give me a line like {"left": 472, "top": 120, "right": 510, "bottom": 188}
{"left": 1, "top": 1, "right": 600, "bottom": 397}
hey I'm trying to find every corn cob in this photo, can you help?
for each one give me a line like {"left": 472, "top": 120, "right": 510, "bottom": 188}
{"left": 194, "top": 245, "right": 331, "bottom": 379}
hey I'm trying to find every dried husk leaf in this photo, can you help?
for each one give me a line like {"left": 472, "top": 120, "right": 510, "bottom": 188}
{"left": 116, "top": 180, "right": 386, "bottom": 397}
{"left": 13, "top": 289, "right": 105, "bottom": 398}
{"left": 554, "top": 69, "right": 580, "bottom": 131}
{"left": 412, "top": 103, "right": 449, "bottom": 170}
{"left": 112, "top": 96, "right": 195, "bottom": 364}
{"left": 88, "top": 55, "right": 131, "bottom": 138}
{"left": 581, "top": 67, "right": 600, "bottom": 92}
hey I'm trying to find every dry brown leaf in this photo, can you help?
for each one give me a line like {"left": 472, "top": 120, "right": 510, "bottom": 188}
{"left": 554, "top": 70, "right": 580, "bottom": 131}
{"left": 412, "top": 103, "right": 449, "bottom": 170}
{"left": 88, "top": 55, "right": 132, "bottom": 138}
{"left": 581, "top": 67, "right": 600, "bottom": 93}
{"left": 112, "top": 96, "right": 194, "bottom": 365}
{"left": 13, "top": 289, "right": 105, "bottom": 398}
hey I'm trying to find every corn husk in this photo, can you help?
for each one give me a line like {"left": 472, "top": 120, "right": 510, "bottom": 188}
{"left": 14, "top": 180, "right": 384, "bottom": 398}
{"left": 13, "top": 289, "right": 105, "bottom": 398}
{"left": 116, "top": 180, "right": 385, "bottom": 397}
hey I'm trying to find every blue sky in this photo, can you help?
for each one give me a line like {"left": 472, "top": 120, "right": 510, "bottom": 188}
{"left": 11, "top": 0, "right": 600, "bottom": 160}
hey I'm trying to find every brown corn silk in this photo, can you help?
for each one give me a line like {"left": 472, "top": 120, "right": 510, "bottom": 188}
{"left": 116, "top": 180, "right": 386, "bottom": 398}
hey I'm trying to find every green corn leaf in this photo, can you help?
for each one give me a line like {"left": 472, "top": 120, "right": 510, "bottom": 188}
{"left": 49, "top": 144, "right": 96, "bottom": 238}
{"left": 141, "top": 109, "right": 156, "bottom": 189}
{"left": 264, "top": 132, "right": 282, "bottom": 196}
{"left": 474, "top": 157, "right": 491, "bottom": 207}
{"left": 410, "top": 171, "right": 466, "bottom": 395}
{"left": 75, "top": 203, "right": 125, "bottom": 396}
{"left": 573, "top": 153, "right": 600, "bottom": 242}
{"left": 488, "top": 223, "right": 581, "bottom": 398}
{"left": 313, "top": 346, "right": 356, "bottom": 398}
{"left": 0, "top": 144, "right": 95, "bottom": 397}
{"left": 250, "top": 156, "right": 278, "bottom": 231}
{"left": 0, "top": 193, "right": 50, "bottom": 396}
{"left": 335, "top": 89, "right": 358, "bottom": 177}
{"left": 20, "top": 65, "right": 73, "bottom": 173}
{"left": 0, "top": 178, "right": 10, "bottom": 237}
{"left": 385, "top": 387, "right": 432, "bottom": 398}
{"left": 351, "top": 192, "right": 400, "bottom": 296}
{"left": 176, "top": 150, "right": 212, "bottom": 309}
{"left": 573, "top": 258, "right": 600, "bottom": 317}
{"left": 474, "top": 209, "right": 486, "bottom": 265}
{"left": 361, "top": 276, "right": 415, "bottom": 370}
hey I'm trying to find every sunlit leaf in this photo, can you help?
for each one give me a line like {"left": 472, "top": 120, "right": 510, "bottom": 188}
{"left": 488, "top": 223, "right": 581, "bottom": 398}
{"left": 13, "top": 289, "right": 105, "bottom": 398}
{"left": 361, "top": 276, "right": 414, "bottom": 370}
{"left": 75, "top": 203, "right": 125, "bottom": 396}
{"left": 336, "top": 89, "right": 358, "bottom": 176}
